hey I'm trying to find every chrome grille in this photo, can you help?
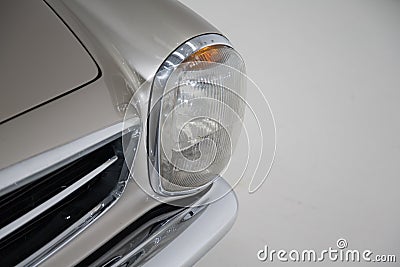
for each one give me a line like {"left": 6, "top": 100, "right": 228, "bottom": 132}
{"left": 0, "top": 133, "right": 131, "bottom": 266}
{"left": 0, "top": 144, "right": 117, "bottom": 232}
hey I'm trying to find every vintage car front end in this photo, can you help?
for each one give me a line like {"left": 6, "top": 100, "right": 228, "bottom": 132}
{"left": 0, "top": 0, "right": 245, "bottom": 266}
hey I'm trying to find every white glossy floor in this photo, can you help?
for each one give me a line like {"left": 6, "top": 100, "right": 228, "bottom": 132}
{"left": 180, "top": 1, "right": 400, "bottom": 266}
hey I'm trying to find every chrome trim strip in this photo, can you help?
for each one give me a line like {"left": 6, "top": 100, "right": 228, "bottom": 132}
{"left": 0, "top": 156, "right": 118, "bottom": 241}
{"left": 112, "top": 205, "right": 207, "bottom": 267}
{"left": 143, "top": 180, "right": 238, "bottom": 267}
{"left": 89, "top": 208, "right": 185, "bottom": 266}
{"left": 18, "top": 120, "right": 141, "bottom": 267}
{"left": 147, "top": 33, "right": 232, "bottom": 196}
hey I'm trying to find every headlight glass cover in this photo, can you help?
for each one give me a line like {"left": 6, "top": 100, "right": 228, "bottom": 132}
{"left": 148, "top": 34, "right": 246, "bottom": 195}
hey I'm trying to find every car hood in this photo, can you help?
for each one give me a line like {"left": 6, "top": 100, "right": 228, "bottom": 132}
{"left": 0, "top": 0, "right": 98, "bottom": 124}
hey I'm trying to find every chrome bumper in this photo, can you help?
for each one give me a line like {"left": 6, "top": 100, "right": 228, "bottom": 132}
{"left": 143, "top": 182, "right": 237, "bottom": 267}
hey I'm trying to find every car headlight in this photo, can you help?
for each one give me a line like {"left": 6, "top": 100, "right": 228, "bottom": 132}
{"left": 148, "top": 34, "right": 246, "bottom": 195}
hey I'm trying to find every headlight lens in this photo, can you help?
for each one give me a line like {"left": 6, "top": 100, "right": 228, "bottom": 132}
{"left": 148, "top": 34, "right": 246, "bottom": 195}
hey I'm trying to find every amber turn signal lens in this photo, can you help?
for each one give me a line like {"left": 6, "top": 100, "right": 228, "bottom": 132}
{"left": 183, "top": 45, "right": 227, "bottom": 70}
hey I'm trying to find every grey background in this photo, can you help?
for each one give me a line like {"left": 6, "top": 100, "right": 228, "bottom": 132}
{"left": 180, "top": 0, "right": 400, "bottom": 266}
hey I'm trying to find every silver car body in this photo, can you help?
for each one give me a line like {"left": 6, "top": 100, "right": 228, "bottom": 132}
{"left": 0, "top": 0, "right": 238, "bottom": 266}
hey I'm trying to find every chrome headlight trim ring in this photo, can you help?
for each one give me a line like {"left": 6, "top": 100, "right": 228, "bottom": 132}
{"left": 147, "top": 34, "right": 233, "bottom": 196}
